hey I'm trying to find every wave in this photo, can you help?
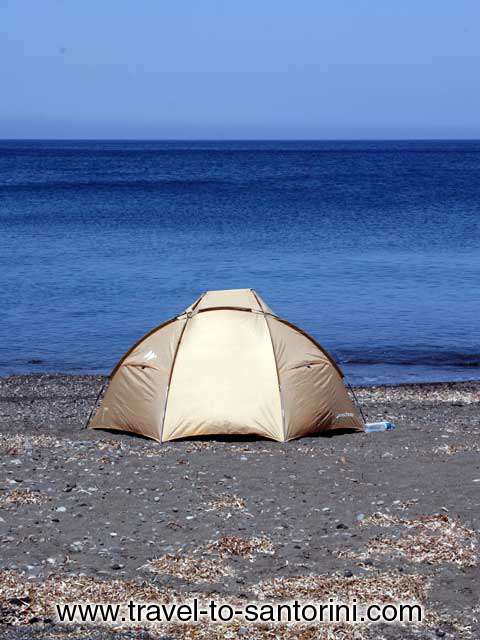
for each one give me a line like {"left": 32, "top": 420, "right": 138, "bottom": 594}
{"left": 0, "top": 173, "right": 329, "bottom": 191}
{"left": 337, "top": 349, "right": 480, "bottom": 368}
{"left": 0, "top": 177, "right": 246, "bottom": 191}
{"left": 4, "top": 350, "right": 479, "bottom": 374}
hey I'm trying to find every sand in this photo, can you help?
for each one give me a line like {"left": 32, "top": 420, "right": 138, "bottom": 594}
{"left": 0, "top": 374, "right": 479, "bottom": 639}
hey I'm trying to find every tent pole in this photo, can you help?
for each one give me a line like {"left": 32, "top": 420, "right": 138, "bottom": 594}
{"left": 84, "top": 379, "right": 108, "bottom": 429}
{"left": 347, "top": 381, "right": 366, "bottom": 424}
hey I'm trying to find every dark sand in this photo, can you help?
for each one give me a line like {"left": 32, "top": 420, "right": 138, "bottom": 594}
{"left": 0, "top": 374, "right": 479, "bottom": 639}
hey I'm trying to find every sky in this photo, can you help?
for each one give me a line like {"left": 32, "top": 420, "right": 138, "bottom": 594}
{"left": 1, "top": 0, "right": 480, "bottom": 139}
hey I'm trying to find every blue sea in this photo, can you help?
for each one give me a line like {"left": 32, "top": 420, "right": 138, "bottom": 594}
{"left": 0, "top": 140, "right": 479, "bottom": 385}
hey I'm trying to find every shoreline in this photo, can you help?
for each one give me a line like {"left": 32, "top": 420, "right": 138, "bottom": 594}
{"left": 0, "top": 374, "right": 479, "bottom": 639}
{"left": 2, "top": 370, "right": 480, "bottom": 388}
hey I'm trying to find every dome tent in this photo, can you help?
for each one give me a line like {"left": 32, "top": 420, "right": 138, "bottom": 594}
{"left": 89, "top": 289, "right": 364, "bottom": 442}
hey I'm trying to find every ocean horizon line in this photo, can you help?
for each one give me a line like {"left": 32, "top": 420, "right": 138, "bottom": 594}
{"left": 3, "top": 137, "right": 480, "bottom": 143}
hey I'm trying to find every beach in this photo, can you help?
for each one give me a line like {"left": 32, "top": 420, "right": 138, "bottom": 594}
{"left": 0, "top": 374, "right": 478, "bottom": 639}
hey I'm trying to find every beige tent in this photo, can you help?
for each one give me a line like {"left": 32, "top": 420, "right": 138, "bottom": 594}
{"left": 89, "top": 289, "right": 364, "bottom": 442}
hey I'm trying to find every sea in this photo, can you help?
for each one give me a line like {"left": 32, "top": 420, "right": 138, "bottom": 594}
{"left": 0, "top": 140, "right": 479, "bottom": 385}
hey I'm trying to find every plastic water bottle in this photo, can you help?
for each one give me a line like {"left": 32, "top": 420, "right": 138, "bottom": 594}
{"left": 364, "top": 421, "right": 396, "bottom": 433}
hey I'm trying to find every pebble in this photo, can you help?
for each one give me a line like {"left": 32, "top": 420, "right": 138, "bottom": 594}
{"left": 55, "top": 506, "right": 66, "bottom": 512}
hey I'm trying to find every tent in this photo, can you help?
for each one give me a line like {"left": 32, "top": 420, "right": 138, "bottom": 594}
{"left": 89, "top": 289, "right": 364, "bottom": 442}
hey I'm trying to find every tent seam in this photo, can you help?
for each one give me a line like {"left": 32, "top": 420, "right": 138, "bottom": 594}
{"left": 251, "top": 289, "right": 286, "bottom": 441}
{"left": 159, "top": 292, "right": 206, "bottom": 443}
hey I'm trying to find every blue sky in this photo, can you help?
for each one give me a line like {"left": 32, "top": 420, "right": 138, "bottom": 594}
{"left": 1, "top": 0, "right": 479, "bottom": 139}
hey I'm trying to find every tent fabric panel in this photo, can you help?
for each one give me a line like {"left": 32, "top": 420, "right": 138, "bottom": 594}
{"left": 266, "top": 317, "right": 363, "bottom": 439}
{"left": 89, "top": 318, "right": 186, "bottom": 440}
{"left": 162, "top": 310, "right": 283, "bottom": 441}
{"left": 281, "top": 362, "right": 364, "bottom": 439}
